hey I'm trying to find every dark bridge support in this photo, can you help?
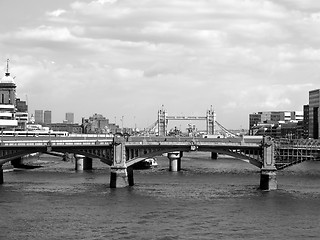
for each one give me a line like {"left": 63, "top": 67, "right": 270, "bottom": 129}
{"left": 110, "top": 139, "right": 133, "bottom": 188}
{"left": 0, "top": 165, "right": 3, "bottom": 184}
{"left": 211, "top": 152, "right": 218, "bottom": 160}
{"left": 260, "top": 137, "right": 277, "bottom": 191}
{"left": 11, "top": 157, "right": 23, "bottom": 168}
{"left": 168, "top": 151, "right": 182, "bottom": 171}
{"left": 260, "top": 169, "right": 277, "bottom": 190}
{"left": 75, "top": 155, "right": 93, "bottom": 171}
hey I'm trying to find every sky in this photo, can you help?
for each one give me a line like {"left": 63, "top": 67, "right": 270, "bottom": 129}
{"left": 0, "top": 0, "right": 319, "bottom": 130}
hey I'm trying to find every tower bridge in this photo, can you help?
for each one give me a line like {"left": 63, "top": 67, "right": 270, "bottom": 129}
{"left": 145, "top": 106, "right": 237, "bottom": 137}
{"left": 0, "top": 135, "right": 319, "bottom": 191}
{"left": 157, "top": 106, "right": 216, "bottom": 136}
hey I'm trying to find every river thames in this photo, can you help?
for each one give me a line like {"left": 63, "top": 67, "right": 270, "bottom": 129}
{"left": 1, "top": 152, "right": 319, "bottom": 239}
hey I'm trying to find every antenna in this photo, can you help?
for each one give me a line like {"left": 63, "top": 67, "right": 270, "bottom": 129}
{"left": 5, "top": 59, "right": 10, "bottom": 76}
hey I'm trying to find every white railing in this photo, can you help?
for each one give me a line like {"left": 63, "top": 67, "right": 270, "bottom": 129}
{"left": 0, "top": 139, "right": 113, "bottom": 146}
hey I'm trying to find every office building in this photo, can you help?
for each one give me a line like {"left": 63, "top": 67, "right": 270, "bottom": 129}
{"left": 303, "top": 105, "right": 309, "bottom": 138}
{"left": 44, "top": 110, "right": 52, "bottom": 124}
{"left": 249, "top": 111, "right": 304, "bottom": 138}
{"left": 35, "top": 110, "right": 44, "bottom": 124}
{"left": 309, "top": 89, "right": 320, "bottom": 139}
{"left": 16, "top": 98, "right": 28, "bottom": 130}
{"left": 66, "top": 112, "right": 74, "bottom": 124}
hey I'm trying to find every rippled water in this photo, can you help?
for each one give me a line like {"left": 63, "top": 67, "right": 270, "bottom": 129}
{"left": 1, "top": 152, "right": 319, "bottom": 239}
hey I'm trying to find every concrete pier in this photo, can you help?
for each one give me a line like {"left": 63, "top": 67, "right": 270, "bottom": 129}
{"left": 211, "top": 152, "right": 218, "bottom": 160}
{"left": 110, "top": 138, "right": 130, "bottom": 188}
{"left": 75, "top": 156, "right": 93, "bottom": 171}
{"left": 260, "top": 169, "right": 277, "bottom": 190}
{"left": 110, "top": 167, "right": 129, "bottom": 188}
{"left": 127, "top": 166, "right": 134, "bottom": 186}
{"left": 167, "top": 151, "right": 182, "bottom": 171}
{"left": 0, "top": 165, "right": 3, "bottom": 184}
{"left": 260, "top": 136, "right": 277, "bottom": 190}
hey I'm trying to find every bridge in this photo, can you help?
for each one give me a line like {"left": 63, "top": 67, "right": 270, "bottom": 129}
{"left": 1, "top": 135, "right": 319, "bottom": 190}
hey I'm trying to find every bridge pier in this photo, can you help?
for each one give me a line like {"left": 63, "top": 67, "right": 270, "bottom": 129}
{"left": 260, "top": 136, "right": 277, "bottom": 191}
{"left": 260, "top": 169, "right": 277, "bottom": 191}
{"left": 110, "top": 138, "right": 132, "bottom": 188}
{"left": 0, "top": 165, "right": 3, "bottom": 184}
{"left": 110, "top": 166, "right": 129, "bottom": 188}
{"left": 167, "top": 151, "right": 182, "bottom": 171}
{"left": 75, "top": 156, "right": 93, "bottom": 171}
{"left": 211, "top": 152, "right": 218, "bottom": 160}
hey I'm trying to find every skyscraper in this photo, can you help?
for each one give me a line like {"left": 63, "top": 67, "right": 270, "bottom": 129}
{"left": 309, "top": 89, "right": 320, "bottom": 139}
{"left": 35, "top": 110, "right": 44, "bottom": 124}
{"left": 66, "top": 112, "right": 74, "bottom": 124}
{"left": 44, "top": 110, "right": 52, "bottom": 124}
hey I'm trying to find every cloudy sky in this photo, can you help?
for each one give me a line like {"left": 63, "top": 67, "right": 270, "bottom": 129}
{"left": 0, "top": 0, "right": 319, "bottom": 130}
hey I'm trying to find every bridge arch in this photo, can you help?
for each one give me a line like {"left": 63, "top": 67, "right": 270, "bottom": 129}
{"left": 125, "top": 147, "right": 262, "bottom": 169}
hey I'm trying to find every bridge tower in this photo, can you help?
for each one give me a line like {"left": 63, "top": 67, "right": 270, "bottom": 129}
{"left": 0, "top": 59, "right": 17, "bottom": 130}
{"left": 110, "top": 137, "right": 133, "bottom": 188}
{"left": 260, "top": 136, "right": 277, "bottom": 190}
{"left": 206, "top": 106, "right": 216, "bottom": 135}
{"left": 157, "top": 106, "right": 167, "bottom": 136}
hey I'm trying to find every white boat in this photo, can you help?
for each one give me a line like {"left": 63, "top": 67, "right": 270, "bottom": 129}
{"left": 145, "top": 157, "right": 158, "bottom": 167}
{"left": 133, "top": 157, "right": 158, "bottom": 169}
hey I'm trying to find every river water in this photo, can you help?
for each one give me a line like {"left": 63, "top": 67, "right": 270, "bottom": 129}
{"left": 1, "top": 152, "right": 319, "bottom": 240}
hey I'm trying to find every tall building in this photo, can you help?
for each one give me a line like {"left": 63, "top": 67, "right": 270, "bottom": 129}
{"left": 303, "top": 105, "right": 309, "bottom": 138}
{"left": 34, "top": 110, "right": 44, "bottom": 124}
{"left": 65, "top": 112, "right": 74, "bottom": 124}
{"left": 16, "top": 98, "right": 28, "bottom": 130}
{"left": 44, "top": 110, "right": 52, "bottom": 124}
{"left": 309, "top": 89, "right": 320, "bottom": 139}
{"left": 0, "top": 59, "right": 18, "bottom": 130}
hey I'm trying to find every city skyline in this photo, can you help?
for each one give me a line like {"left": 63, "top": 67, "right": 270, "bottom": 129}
{"left": 1, "top": 0, "right": 320, "bottom": 129}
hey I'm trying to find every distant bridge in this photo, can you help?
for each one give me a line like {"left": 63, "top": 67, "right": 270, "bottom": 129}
{"left": 145, "top": 106, "right": 237, "bottom": 137}
{"left": 0, "top": 136, "right": 319, "bottom": 190}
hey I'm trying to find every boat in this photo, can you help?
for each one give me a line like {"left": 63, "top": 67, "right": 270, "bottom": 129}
{"left": 132, "top": 157, "right": 158, "bottom": 169}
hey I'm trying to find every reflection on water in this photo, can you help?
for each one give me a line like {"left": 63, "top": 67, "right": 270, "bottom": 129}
{"left": 1, "top": 152, "right": 319, "bottom": 240}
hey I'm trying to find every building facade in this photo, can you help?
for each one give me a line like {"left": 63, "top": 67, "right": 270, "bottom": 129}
{"left": 65, "top": 112, "right": 74, "bottom": 124}
{"left": 0, "top": 59, "right": 18, "bottom": 130}
{"left": 44, "top": 110, "right": 52, "bottom": 124}
{"left": 309, "top": 89, "right": 320, "bottom": 139}
{"left": 47, "top": 123, "right": 82, "bottom": 134}
{"left": 34, "top": 110, "right": 44, "bottom": 124}
{"left": 249, "top": 110, "right": 304, "bottom": 138}
{"left": 303, "top": 104, "right": 309, "bottom": 138}
{"left": 16, "top": 98, "right": 28, "bottom": 130}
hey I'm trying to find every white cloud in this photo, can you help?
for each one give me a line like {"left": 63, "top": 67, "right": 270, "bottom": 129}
{"left": 14, "top": 26, "right": 75, "bottom": 42}
{"left": 46, "top": 9, "right": 66, "bottom": 17}
{"left": 1, "top": 0, "right": 320, "bottom": 127}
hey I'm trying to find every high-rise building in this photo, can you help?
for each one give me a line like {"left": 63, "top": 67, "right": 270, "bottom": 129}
{"left": 65, "top": 112, "right": 74, "bottom": 124}
{"left": 303, "top": 105, "right": 309, "bottom": 138}
{"left": 44, "top": 110, "right": 52, "bottom": 124}
{"left": 16, "top": 98, "right": 28, "bottom": 130}
{"left": 309, "top": 89, "right": 320, "bottom": 139}
{"left": 35, "top": 110, "right": 44, "bottom": 124}
{"left": 0, "top": 59, "right": 18, "bottom": 130}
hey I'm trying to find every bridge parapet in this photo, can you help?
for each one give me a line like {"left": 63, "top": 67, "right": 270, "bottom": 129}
{"left": 1, "top": 139, "right": 113, "bottom": 147}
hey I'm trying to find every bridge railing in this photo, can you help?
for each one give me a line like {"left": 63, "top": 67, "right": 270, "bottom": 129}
{"left": 0, "top": 139, "right": 113, "bottom": 147}
{"left": 275, "top": 138, "right": 320, "bottom": 149}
